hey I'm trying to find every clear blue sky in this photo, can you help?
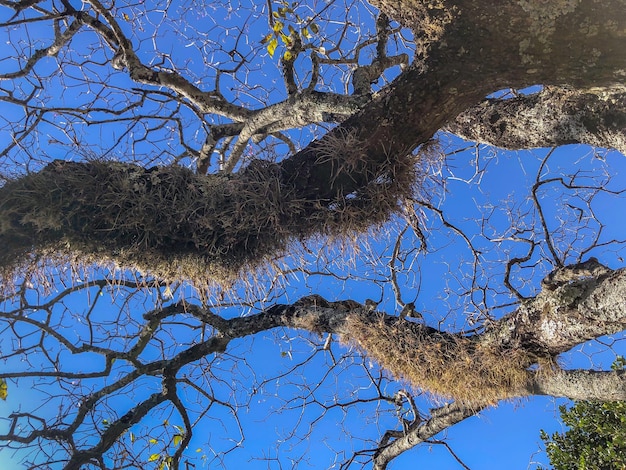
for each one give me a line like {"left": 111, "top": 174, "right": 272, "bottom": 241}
{"left": 0, "top": 0, "right": 625, "bottom": 468}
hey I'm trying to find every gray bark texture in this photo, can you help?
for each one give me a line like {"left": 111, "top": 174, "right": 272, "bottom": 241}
{"left": 1, "top": 0, "right": 626, "bottom": 466}
{"left": 3, "top": 1, "right": 626, "bottom": 282}
{"left": 187, "top": 261, "right": 626, "bottom": 468}
{"left": 446, "top": 87, "right": 626, "bottom": 153}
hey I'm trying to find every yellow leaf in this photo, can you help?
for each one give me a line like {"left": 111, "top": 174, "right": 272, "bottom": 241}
{"left": 0, "top": 378, "right": 7, "bottom": 400}
{"left": 123, "top": 12, "right": 130, "bottom": 21}
{"left": 129, "top": 432, "right": 135, "bottom": 443}
{"left": 149, "top": 438, "right": 158, "bottom": 444}
{"left": 283, "top": 50, "right": 293, "bottom": 61}
{"left": 173, "top": 434, "right": 182, "bottom": 447}
{"left": 260, "top": 33, "right": 272, "bottom": 45}
{"left": 267, "top": 38, "right": 278, "bottom": 57}
{"left": 163, "top": 286, "right": 172, "bottom": 299}
{"left": 272, "top": 21, "right": 283, "bottom": 33}
{"left": 279, "top": 33, "right": 290, "bottom": 45}
{"left": 301, "top": 28, "right": 310, "bottom": 39}
{"left": 148, "top": 453, "right": 160, "bottom": 462}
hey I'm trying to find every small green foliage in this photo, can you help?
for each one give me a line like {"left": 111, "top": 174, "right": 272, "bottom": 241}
{"left": 540, "top": 359, "right": 626, "bottom": 470}
{"left": 611, "top": 355, "right": 626, "bottom": 371}
{"left": 540, "top": 401, "right": 626, "bottom": 470}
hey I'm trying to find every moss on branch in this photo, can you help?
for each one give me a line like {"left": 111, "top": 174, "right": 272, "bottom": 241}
{"left": 0, "top": 151, "right": 415, "bottom": 287}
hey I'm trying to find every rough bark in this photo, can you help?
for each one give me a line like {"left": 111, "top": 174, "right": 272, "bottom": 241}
{"left": 3, "top": 1, "right": 626, "bottom": 281}
{"left": 372, "top": 402, "right": 479, "bottom": 470}
{"left": 183, "top": 261, "right": 626, "bottom": 468}
{"left": 2, "top": 1, "right": 626, "bottom": 467}
{"left": 446, "top": 87, "right": 626, "bottom": 153}
{"left": 524, "top": 369, "right": 626, "bottom": 401}
{"left": 493, "top": 259, "right": 626, "bottom": 356}
{"left": 4, "top": 262, "right": 623, "bottom": 469}
{"left": 192, "top": 262, "right": 626, "bottom": 404}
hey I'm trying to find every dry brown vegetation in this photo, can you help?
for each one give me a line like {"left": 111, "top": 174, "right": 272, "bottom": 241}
{"left": 0, "top": 147, "right": 416, "bottom": 288}
{"left": 344, "top": 312, "right": 550, "bottom": 405}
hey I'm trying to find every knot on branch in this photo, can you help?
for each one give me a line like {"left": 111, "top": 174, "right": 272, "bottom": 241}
{"left": 542, "top": 257, "right": 613, "bottom": 291}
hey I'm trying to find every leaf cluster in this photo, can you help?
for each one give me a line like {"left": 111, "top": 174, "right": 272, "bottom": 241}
{"left": 540, "top": 358, "right": 626, "bottom": 470}
{"left": 540, "top": 400, "right": 626, "bottom": 470}
{"left": 261, "top": 0, "right": 320, "bottom": 59}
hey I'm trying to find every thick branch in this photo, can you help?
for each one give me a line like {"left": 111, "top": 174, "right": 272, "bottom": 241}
{"left": 3, "top": 2, "right": 626, "bottom": 283}
{"left": 493, "top": 260, "right": 626, "bottom": 355}
{"left": 446, "top": 87, "right": 626, "bottom": 154}
{"left": 198, "top": 262, "right": 626, "bottom": 405}
{"left": 523, "top": 369, "right": 626, "bottom": 401}
{"left": 372, "top": 403, "right": 479, "bottom": 470}
{"left": 221, "top": 91, "right": 370, "bottom": 172}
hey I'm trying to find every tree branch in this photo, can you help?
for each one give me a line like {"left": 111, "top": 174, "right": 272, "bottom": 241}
{"left": 524, "top": 369, "right": 626, "bottom": 401}
{"left": 446, "top": 87, "right": 626, "bottom": 154}
{"left": 372, "top": 402, "right": 479, "bottom": 470}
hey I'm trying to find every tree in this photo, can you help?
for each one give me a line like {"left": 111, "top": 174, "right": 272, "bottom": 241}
{"left": 0, "top": 0, "right": 625, "bottom": 469}
{"left": 540, "top": 400, "right": 626, "bottom": 469}
{"left": 539, "top": 358, "right": 626, "bottom": 470}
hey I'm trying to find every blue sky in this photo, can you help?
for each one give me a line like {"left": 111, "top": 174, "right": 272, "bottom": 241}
{"left": 0, "top": 0, "right": 625, "bottom": 469}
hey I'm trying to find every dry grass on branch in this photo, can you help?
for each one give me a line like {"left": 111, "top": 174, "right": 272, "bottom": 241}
{"left": 0, "top": 142, "right": 416, "bottom": 288}
{"left": 344, "top": 313, "right": 543, "bottom": 405}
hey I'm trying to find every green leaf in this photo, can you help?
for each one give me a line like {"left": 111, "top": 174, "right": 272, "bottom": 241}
{"left": 540, "top": 399, "right": 626, "bottom": 470}
{"left": 310, "top": 22, "right": 319, "bottom": 34}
